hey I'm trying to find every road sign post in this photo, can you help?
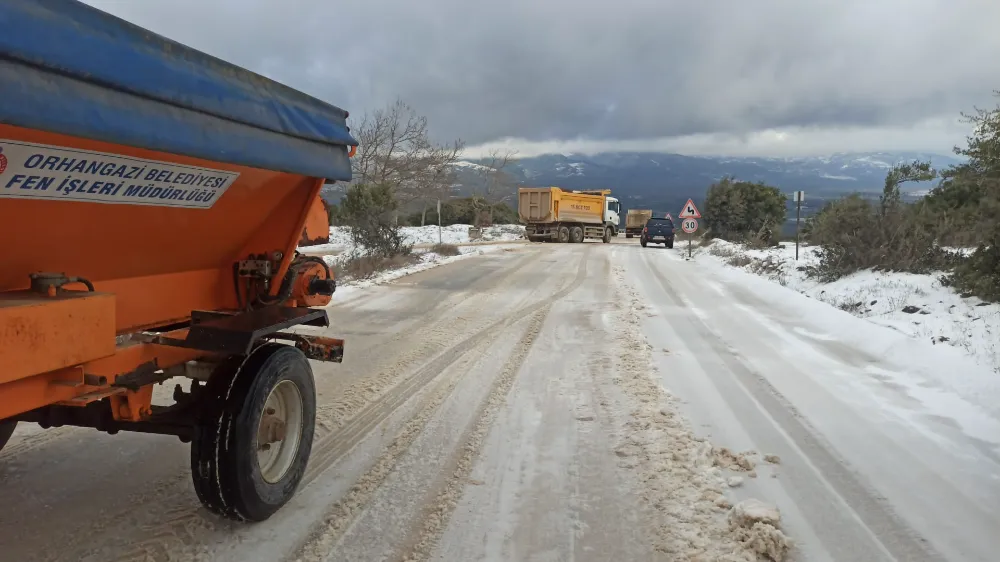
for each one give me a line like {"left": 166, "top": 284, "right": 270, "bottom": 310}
{"left": 681, "top": 218, "right": 698, "bottom": 258}
{"left": 437, "top": 199, "right": 442, "bottom": 245}
{"left": 793, "top": 191, "right": 804, "bottom": 260}
{"left": 678, "top": 199, "right": 702, "bottom": 260}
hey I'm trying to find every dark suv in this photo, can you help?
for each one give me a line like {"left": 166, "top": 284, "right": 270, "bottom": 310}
{"left": 640, "top": 217, "right": 675, "bottom": 248}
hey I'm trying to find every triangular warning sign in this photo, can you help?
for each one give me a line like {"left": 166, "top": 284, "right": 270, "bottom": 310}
{"left": 678, "top": 199, "right": 701, "bottom": 219}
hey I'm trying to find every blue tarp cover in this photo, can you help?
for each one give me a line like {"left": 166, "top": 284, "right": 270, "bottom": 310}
{"left": 0, "top": 0, "right": 356, "bottom": 180}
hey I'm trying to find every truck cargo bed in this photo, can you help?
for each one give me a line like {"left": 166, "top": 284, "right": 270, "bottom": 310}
{"left": 518, "top": 187, "right": 605, "bottom": 225}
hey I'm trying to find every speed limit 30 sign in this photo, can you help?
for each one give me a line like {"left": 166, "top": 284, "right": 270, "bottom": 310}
{"left": 681, "top": 218, "right": 698, "bottom": 234}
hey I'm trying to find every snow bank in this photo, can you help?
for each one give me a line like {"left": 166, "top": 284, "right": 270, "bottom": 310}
{"left": 690, "top": 241, "right": 1000, "bottom": 426}
{"left": 299, "top": 224, "right": 525, "bottom": 255}
{"left": 397, "top": 224, "right": 525, "bottom": 246}
{"left": 610, "top": 265, "right": 790, "bottom": 561}
{"left": 702, "top": 240, "right": 1000, "bottom": 374}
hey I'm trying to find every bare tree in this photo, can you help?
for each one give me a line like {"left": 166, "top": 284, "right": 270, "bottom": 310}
{"left": 472, "top": 148, "right": 519, "bottom": 226}
{"left": 349, "top": 98, "right": 463, "bottom": 220}
{"left": 415, "top": 164, "right": 458, "bottom": 226}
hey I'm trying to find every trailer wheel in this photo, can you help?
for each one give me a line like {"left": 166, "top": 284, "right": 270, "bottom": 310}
{"left": 602, "top": 227, "right": 611, "bottom": 243}
{"left": 0, "top": 420, "right": 16, "bottom": 452}
{"left": 191, "top": 343, "right": 316, "bottom": 522}
{"left": 625, "top": 233, "right": 633, "bottom": 239}
{"left": 569, "top": 226, "right": 584, "bottom": 243}
{"left": 557, "top": 226, "right": 571, "bottom": 243}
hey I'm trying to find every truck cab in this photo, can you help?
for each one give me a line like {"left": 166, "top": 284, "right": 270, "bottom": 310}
{"left": 605, "top": 197, "right": 621, "bottom": 234}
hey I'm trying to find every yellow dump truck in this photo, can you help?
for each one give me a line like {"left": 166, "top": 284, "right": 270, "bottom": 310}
{"left": 624, "top": 209, "right": 653, "bottom": 238}
{"left": 519, "top": 187, "right": 621, "bottom": 243}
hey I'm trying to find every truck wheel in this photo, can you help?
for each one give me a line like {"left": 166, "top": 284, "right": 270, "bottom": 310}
{"left": 602, "top": 227, "right": 611, "bottom": 243}
{"left": 191, "top": 343, "right": 316, "bottom": 522}
{"left": 640, "top": 239, "right": 647, "bottom": 248}
{"left": 569, "top": 226, "right": 584, "bottom": 243}
{"left": 0, "top": 420, "right": 16, "bottom": 452}
{"left": 557, "top": 226, "right": 571, "bottom": 243}
{"left": 666, "top": 240, "right": 674, "bottom": 249}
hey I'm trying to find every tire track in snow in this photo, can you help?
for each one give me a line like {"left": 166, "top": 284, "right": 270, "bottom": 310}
{"left": 325, "top": 245, "right": 542, "bottom": 323}
{"left": 390, "top": 306, "right": 551, "bottom": 562}
{"left": 0, "top": 427, "right": 79, "bottom": 467}
{"left": 311, "top": 248, "right": 546, "bottom": 439}
{"left": 288, "top": 311, "right": 547, "bottom": 562}
{"left": 304, "top": 247, "right": 577, "bottom": 483}
{"left": 289, "top": 249, "right": 590, "bottom": 562}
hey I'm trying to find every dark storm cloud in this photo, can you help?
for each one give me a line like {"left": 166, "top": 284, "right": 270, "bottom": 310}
{"left": 83, "top": 0, "right": 1000, "bottom": 146}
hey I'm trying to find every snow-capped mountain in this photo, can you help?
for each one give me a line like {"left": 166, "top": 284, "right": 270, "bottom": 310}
{"left": 455, "top": 151, "right": 964, "bottom": 200}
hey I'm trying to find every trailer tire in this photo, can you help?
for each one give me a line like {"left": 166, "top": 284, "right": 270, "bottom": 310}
{"left": 0, "top": 420, "right": 16, "bottom": 452}
{"left": 602, "top": 227, "right": 611, "bottom": 243}
{"left": 191, "top": 343, "right": 316, "bottom": 522}
{"left": 569, "top": 226, "right": 584, "bottom": 243}
{"left": 557, "top": 226, "right": 571, "bottom": 243}
{"left": 625, "top": 233, "right": 633, "bottom": 239}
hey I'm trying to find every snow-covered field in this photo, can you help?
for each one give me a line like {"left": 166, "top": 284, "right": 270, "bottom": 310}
{"left": 301, "top": 224, "right": 526, "bottom": 255}
{"left": 700, "top": 240, "right": 1000, "bottom": 373}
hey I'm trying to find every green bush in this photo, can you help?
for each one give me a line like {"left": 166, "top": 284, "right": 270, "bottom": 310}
{"left": 804, "top": 162, "right": 957, "bottom": 281}
{"left": 944, "top": 243, "right": 1000, "bottom": 300}
{"left": 703, "top": 177, "right": 787, "bottom": 246}
{"left": 340, "top": 183, "right": 411, "bottom": 258}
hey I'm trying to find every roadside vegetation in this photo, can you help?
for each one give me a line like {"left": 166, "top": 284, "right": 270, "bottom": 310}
{"left": 703, "top": 90, "right": 1000, "bottom": 303}
{"left": 805, "top": 91, "right": 1000, "bottom": 300}
{"left": 702, "top": 177, "right": 787, "bottom": 248}
{"left": 322, "top": 99, "right": 521, "bottom": 277}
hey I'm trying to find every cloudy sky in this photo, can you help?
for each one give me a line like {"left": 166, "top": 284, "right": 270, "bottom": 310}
{"left": 84, "top": 0, "right": 1000, "bottom": 158}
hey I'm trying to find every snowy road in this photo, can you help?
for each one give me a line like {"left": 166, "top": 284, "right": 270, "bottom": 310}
{"left": 1, "top": 240, "right": 996, "bottom": 561}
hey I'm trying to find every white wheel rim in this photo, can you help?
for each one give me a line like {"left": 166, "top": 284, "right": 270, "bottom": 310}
{"left": 256, "top": 380, "right": 304, "bottom": 484}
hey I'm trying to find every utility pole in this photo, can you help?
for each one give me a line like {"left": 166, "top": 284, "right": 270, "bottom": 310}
{"left": 794, "top": 191, "right": 804, "bottom": 260}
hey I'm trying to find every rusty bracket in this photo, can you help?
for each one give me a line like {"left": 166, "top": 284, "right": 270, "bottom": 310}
{"left": 111, "top": 359, "right": 163, "bottom": 391}
{"left": 271, "top": 332, "right": 345, "bottom": 363}
{"left": 151, "top": 306, "right": 329, "bottom": 355}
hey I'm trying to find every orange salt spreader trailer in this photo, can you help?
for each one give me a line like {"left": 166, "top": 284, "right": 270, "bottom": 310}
{"left": 0, "top": 0, "right": 356, "bottom": 521}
